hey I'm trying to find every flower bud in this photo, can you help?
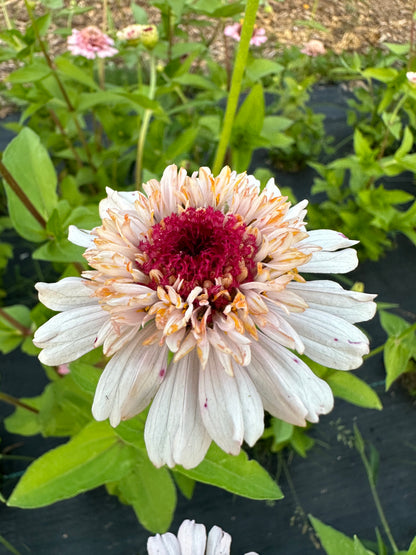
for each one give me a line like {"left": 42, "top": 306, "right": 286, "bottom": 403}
{"left": 140, "top": 25, "right": 159, "bottom": 50}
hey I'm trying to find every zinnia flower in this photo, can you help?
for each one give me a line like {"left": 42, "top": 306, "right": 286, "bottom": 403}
{"left": 406, "top": 71, "right": 416, "bottom": 84}
{"left": 224, "top": 22, "right": 267, "bottom": 46}
{"left": 147, "top": 519, "right": 258, "bottom": 554}
{"left": 301, "top": 39, "right": 326, "bottom": 57}
{"left": 67, "top": 26, "right": 118, "bottom": 59}
{"left": 33, "top": 165, "right": 376, "bottom": 469}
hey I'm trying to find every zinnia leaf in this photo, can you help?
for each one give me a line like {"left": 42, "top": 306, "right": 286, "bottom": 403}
{"left": 176, "top": 443, "right": 283, "bottom": 500}
{"left": 7, "top": 421, "right": 135, "bottom": 508}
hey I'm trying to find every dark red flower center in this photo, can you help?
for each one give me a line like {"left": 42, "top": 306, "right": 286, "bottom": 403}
{"left": 138, "top": 206, "right": 258, "bottom": 304}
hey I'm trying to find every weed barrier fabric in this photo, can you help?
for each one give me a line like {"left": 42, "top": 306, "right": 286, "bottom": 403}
{"left": 1, "top": 89, "right": 416, "bottom": 554}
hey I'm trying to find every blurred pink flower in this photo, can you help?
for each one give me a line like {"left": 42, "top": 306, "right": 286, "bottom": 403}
{"left": 67, "top": 26, "right": 118, "bottom": 59}
{"left": 406, "top": 71, "right": 416, "bottom": 84}
{"left": 224, "top": 22, "right": 267, "bottom": 46}
{"left": 301, "top": 39, "right": 326, "bottom": 57}
{"left": 57, "top": 363, "right": 70, "bottom": 375}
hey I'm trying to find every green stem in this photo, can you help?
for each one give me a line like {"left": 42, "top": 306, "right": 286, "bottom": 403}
{"left": 0, "top": 160, "right": 46, "bottom": 227}
{"left": 363, "top": 343, "right": 385, "bottom": 360}
{"left": 24, "top": 0, "right": 96, "bottom": 170}
{"left": 355, "top": 426, "right": 399, "bottom": 553}
{"left": 0, "top": 392, "right": 39, "bottom": 414}
{"left": 0, "top": 307, "right": 32, "bottom": 336}
{"left": 135, "top": 53, "right": 157, "bottom": 188}
{"left": 48, "top": 108, "right": 83, "bottom": 168}
{"left": 212, "top": 0, "right": 260, "bottom": 175}
{"left": 0, "top": 0, "right": 12, "bottom": 30}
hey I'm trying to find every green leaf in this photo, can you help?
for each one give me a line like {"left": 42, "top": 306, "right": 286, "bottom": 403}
{"left": 130, "top": 2, "right": 148, "bottom": 23}
{"left": 55, "top": 57, "right": 99, "bottom": 90}
{"left": 361, "top": 67, "right": 399, "bottom": 83}
{"left": 115, "top": 414, "right": 146, "bottom": 450}
{"left": 2, "top": 128, "right": 57, "bottom": 242}
{"left": 309, "top": 515, "right": 355, "bottom": 555}
{"left": 69, "top": 360, "right": 100, "bottom": 395}
{"left": 407, "top": 535, "right": 416, "bottom": 555}
{"left": 354, "top": 535, "right": 374, "bottom": 554}
{"left": 0, "top": 305, "right": 31, "bottom": 354}
{"left": 7, "top": 421, "right": 135, "bottom": 508}
{"left": 7, "top": 60, "right": 51, "bottom": 83}
{"left": 379, "top": 311, "right": 410, "bottom": 336}
{"left": 164, "top": 127, "right": 198, "bottom": 162}
{"left": 353, "top": 128, "right": 373, "bottom": 160}
{"left": 395, "top": 127, "right": 414, "bottom": 159}
{"left": 4, "top": 396, "right": 42, "bottom": 436}
{"left": 326, "top": 371, "right": 382, "bottom": 410}
{"left": 113, "top": 457, "right": 177, "bottom": 533}
{"left": 384, "top": 325, "right": 416, "bottom": 389}
{"left": 246, "top": 58, "right": 283, "bottom": 82}
{"left": 171, "top": 470, "right": 195, "bottom": 499}
{"left": 177, "top": 443, "right": 283, "bottom": 500}
{"left": 173, "top": 73, "right": 217, "bottom": 90}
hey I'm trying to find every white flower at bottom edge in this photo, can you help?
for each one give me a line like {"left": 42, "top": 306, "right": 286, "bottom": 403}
{"left": 147, "top": 519, "right": 258, "bottom": 555}
{"left": 33, "top": 165, "right": 377, "bottom": 470}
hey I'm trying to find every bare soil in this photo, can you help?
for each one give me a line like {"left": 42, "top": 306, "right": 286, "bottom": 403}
{"left": 1, "top": 0, "right": 413, "bottom": 53}
{"left": 0, "top": 0, "right": 414, "bottom": 116}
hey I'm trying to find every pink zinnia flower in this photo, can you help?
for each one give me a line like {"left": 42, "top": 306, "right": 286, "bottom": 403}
{"left": 301, "top": 39, "right": 326, "bottom": 57}
{"left": 147, "top": 519, "right": 258, "bottom": 555}
{"left": 33, "top": 165, "right": 376, "bottom": 470}
{"left": 67, "top": 26, "right": 118, "bottom": 59}
{"left": 224, "top": 22, "right": 267, "bottom": 46}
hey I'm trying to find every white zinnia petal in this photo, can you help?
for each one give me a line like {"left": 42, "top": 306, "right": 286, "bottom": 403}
{"left": 99, "top": 187, "right": 138, "bottom": 219}
{"left": 283, "top": 308, "right": 370, "bottom": 370}
{"left": 35, "top": 277, "right": 93, "bottom": 311}
{"left": 145, "top": 350, "right": 211, "bottom": 469}
{"left": 287, "top": 280, "right": 377, "bottom": 323}
{"left": 199, "top": 351, "right": 263, "bottom": 454}
{"left": 302, "top": 229, "right": 359, "bottom": 250}
{"left": 206, "top": 526, "right": 232, "bottom": 555}
{"left": 68, "top": 225, "right": 95, "bottom": 248}
{"left": 177, "top": 520, "right": 207, "bottom": 555}
{"left": 33, "top": 305, "right": 108, "bottom": 366}
{"left": 250, "top": 336, "right": 333, "bottom": 424}
{"left": 300, "top": 248, "right": 358, "bottom": 273}
{"left": 92, "top": 324, "right": 169, "bottom": 427}
{"left": 147, "top": 533, "right": 180, "bottom": 555}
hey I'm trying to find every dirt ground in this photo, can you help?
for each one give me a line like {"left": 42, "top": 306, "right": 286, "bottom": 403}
{"left": 0, "top": 0, "right": 414, "bottom": 54}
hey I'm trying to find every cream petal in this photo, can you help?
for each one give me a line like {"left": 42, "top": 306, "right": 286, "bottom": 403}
{"left": 283, "top": 308, "right": 370, "bottom": 370}
{"left": 199, "top": 350, "right": 245, "bottom": 455}
{"left": 35, "top": 278, "right": 94, "bottom": 311}
{"left": 147, "top": 533, "right": 180, "bottom": 555}
{"left": 287, "top": 280, "right": 377, "bottom": 323}
{"left": 177, "top": 520, "right": 207, "bottom": 555}
{"left": 300, "top": 229, "right": 358, "bottom": 251}
{"left": 68, "top": 225, "right": 95, "bottom": 248}
{"left": 251, "top": 336, "right": 334, "bottom": 423}
{"left": 34, "top": 305, "right": 108, "bottom": 365}
{"left": 206, "top": 526, "right": 232, "bottom": 555}
{"left": 233, "top": 365, "right": 264, "bottom": 446}
{"left": 99, "top": 187, "right": 138, "bottom": 219}
{"left": 299, "top": 248, "right": 358, "bottom": 274}
{"left": 145, "top": 350, "right": 211, "bottom": 469}
{"left": 92, "top": 324, "right": 169, "bottom": 427}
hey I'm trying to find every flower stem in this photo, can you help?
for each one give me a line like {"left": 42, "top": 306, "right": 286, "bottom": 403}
{"left": 48, "top": 108, "right": 83, "bottom": 168}
{"left": 0, "top": 160, "right": 46, "bottom": 227}
{"left": 24, "top": 0, "right": 96, "bottom": 170}
{"left": 363, "top": 343, "right": 385, "bottom": 360}
{"left": 0, "top": 307, "right": 32, "bottom": 336}
{"left": 212, "top": 0, "right": 260, "bottom": 175}
{"left": 0, "top": 392, "right": 39, "bottom": 414}
{"left": 354, "top": 425, "right": 399, "bottom": 553}
{"left": 135, "top": 53, "right": 157, "bottom": 188}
